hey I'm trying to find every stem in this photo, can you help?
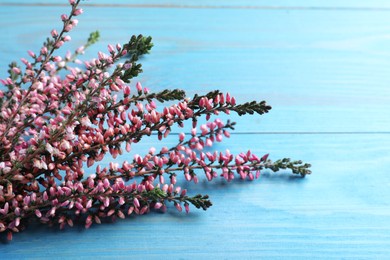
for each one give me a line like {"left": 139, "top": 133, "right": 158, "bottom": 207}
{"left": 0, "top": 0, "right": 81, "bottom": 141}
{"left": 0, "top": 187, "right": 209, "bottom": 223}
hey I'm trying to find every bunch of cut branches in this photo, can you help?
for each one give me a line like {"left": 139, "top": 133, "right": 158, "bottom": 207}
{"left": 0, "top": 0, "right": 311, "bottom": 241}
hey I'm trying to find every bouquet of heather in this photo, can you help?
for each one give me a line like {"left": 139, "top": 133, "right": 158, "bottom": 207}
{"left": 0, "top": 0, "right": 311, "bottom": 241}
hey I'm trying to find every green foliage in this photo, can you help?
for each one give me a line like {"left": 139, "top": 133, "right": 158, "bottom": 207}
{"left": 86, "top": 31, "right": 100, "bottom": 47}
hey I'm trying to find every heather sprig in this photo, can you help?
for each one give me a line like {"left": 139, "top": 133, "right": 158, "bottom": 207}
{"left": 0, "top": 0, "right": 311, "bottom": 241}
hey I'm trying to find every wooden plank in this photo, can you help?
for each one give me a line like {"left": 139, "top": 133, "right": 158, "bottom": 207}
{"left": 4, "top": 0, "right": 390, "bottom": 9}
{"left": 1, "top": 2, "right": 390, "bottom": 259}
{"left": 0, "top": 134, "right": 389, "bottom": 258}
{"left": 1, "top": 4, "right": 390, "bottom": 133}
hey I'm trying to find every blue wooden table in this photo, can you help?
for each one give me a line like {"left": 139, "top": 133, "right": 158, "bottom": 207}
{"left": 1, "top": 0, "right": 390, "bottom": 259}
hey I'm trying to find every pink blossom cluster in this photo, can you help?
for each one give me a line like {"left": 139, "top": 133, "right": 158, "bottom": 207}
{"left": 0, "top": 0, "right": 310, "bottom": 241}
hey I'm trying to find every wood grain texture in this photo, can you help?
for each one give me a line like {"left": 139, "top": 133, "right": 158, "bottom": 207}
{"left": 0, "top": 1, "right": 390, "bottom": 259}
{"left": 1, "top": 2, "right": 390, "bottom": 132}
{"left": 4, "top": 0, "right": 390, "bottom": 9}
{"left": 1, "top": 134, "right": 390, "bottom": 259}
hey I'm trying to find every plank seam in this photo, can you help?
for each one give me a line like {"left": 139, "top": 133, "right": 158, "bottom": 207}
{"left": 158, "top": 132, "right": 390, "bottom": 135}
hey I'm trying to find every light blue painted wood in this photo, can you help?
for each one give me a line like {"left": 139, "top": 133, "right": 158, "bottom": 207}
{"left": 4, "top": 0, "right": 390, "bottom": 9}
{"left": 1, "top": 1, "right": 390, "bottom": 259}
{"left": 1, "top": 3, "right": 389, "bottom": 132}
{"left": 0, "top": 134, "right": 390, "bottom": 258}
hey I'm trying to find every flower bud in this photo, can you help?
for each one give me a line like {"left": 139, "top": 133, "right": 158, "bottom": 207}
{"left": 73, "top": 8, "right": 83, "bottom": 16}
{"left": 51, "top": 29, "right": 58, "bottom": 37}
{"left": 61, "top": 14, "right": 68, "bottom": 21}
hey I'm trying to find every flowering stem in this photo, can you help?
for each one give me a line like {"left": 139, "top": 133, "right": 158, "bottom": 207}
{"left": 0, "top": 0, "right": 311, "bottom": 241}
{"left": 0, "top": 0, "right": 81, "bottom": 141}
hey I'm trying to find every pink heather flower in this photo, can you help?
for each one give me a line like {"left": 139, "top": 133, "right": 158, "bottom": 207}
{"left": 261, "top": 153, "right": 269, "bottom": 162}
{"left": 52, "top": 56, "right": 62, "bottom": 62}
{"left": 136, "top": 82, "right": 142, "bottom": 92}
{"left": 98, "top": 51, "right": 106, "bottom": 60}
{"left": 179, "top": 133, "right": 185, "bottom": 142}
{"left": 133, "top": 198, "right": 140, "bottom": 208}
{"left": 27, "top": 50, "right": 35, "bottom": 58}
{"left": 118, "top": 197, "right": 125, "bottom": 205}
{"left": 175, "top": 203, "right": 182, "bottom": 212}
{"left": 61, "top": 14, "right": 68, "bottom": 21}
{"left": 51, "top": 29, "right": 58, "bottom": 37}
{"left": 170, "top": 175, "right": 177, "bottom": 185}
{"left": 127, "top": 207, "right": 134, "bottom": 215}
{"left": 12, "top": 67, "right": 21, "bottom": 74}
{"left": 0, "top": 79, "right": 6, "bottom": 86}
{"left": 107, "top": 44, "right": 115, "bottom": 53}
{"left": 2, "top": 166, "right": 11, "bottom": 174}
{"left": 55, "top": 41, "right": 64, "bottom": 48}
{"left": 57, "top": 61, "right": 66, "bottom": 68}
{"left": 71, "top": 19, "right": 78, "bottom": 26}
{"left": 231, "top": 97, "right": 236, "bottom": 105}
{"left": 33, "top": 159, "right": 47, "bottom": 169}
{"left": 35, "top": 209, "right": 42, "bottom": 218}
{"left": 226, "top": 92, "right": 231, "bottom": 103}
{"left": 125, "top": 142, "right": 132, "bottom": 152}
{"left": 193, "top": 176, "right": 199, "bottom": 184}
{"left": 154, "top": 202, "right": 163, "bottom": 209}
{"left": 140, "top": 206, "right": 148, "bottom": 215}
{"left": 94, "top": 216, "right": 101, "bottom": 224}
{"left": 73, "top": 8, "right": 83, "bottom": 16}
{"left": 43, "top": 192, "right": 49, "bottom": 201}
{"left": 65, "top": 50, "right": 72, "bottom": 60}
{"left": 67, "top": 219, "right": 74, "bottom": 227}
{"left": 64, "top": 24, "right": 73, "bottom": 32}
{"left": 80, "top": 116, "right": 91, "bottom": 127}
{"left": 69, "top": 0, "right": 75, "bottom": 5}
{"left": 107, "top": 209, "right": 115, "bottom": 217}
{"left": 60, "top": 140, "right": 72, "bottom": 151}
{"left": 162, "top": 184, "right": 168, "bottom": 193}
{"left": 63, "top": 35, "right": 71, "bottom": 42}
{"left": 40, "top": 46, "right": 48, "bottom": 55}
{"left": 149, "top": 147, "right": 156, "bottom": 154}
{"left": 159, "top": 175, "right": 165, "bottom": 184}
{"left": 117, "top": 210, "right": 125, "bottom": 219}
{"left": 123, "top": 85, "right": 131, "bottom": 96}
{"left": 0, "top": 203, "right": 9, "bottom": 215}
{"left": 76, "top": 45, "right": 85, "bottom": 54}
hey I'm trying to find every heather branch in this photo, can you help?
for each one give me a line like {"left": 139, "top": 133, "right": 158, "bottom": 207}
{"left": 111, "top": 153, "right": 311, "bottom": 181}
{"left": 56, "top": 30, "right": 100, "bottom": 72}
{"left": 23, "top": 91, "right": 264, "bottom": 182}
{"left": 0, "top": 0, "right": 311, "bottom": 241}
{"left": 0, "top": 184, "right": 211, "bottom": 228}
{"left": 0, "top": 35, "right": 158, "bottom": 181}
{"left": 0, "top": 0, "right": 81, "bottom": 140}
